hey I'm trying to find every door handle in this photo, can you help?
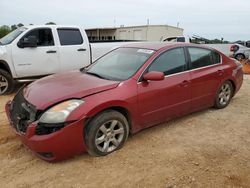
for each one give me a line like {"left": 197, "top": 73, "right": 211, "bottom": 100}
{"left": 46, "top": 50, "right": 57, "bottom": 53}
{"left": 180, "top": 80, "right": 190, "bottom": 87}
{"left": 77, "top": 48, "right": 86, "bottom": 52}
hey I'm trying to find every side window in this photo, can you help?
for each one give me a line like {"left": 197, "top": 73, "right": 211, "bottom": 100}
{"left": 23, "top": 28, "right": 54, "bottom": 46}
{"left": 188, "top": 48, "right": 214, "bottom": 69}
{"left": 212, "top": 51, "right": 221, "bottom": 64}
{"left": 148, "top": 48, "right": 187, "bottom": 75}
{"left": 57, "top": 28, "right": 83, "bottom": 45}
{"left": 246, "top": 41, "right": 250, "bottom": 48}
{"left": 177, "top": 37, "right": 185, "bottom": 42}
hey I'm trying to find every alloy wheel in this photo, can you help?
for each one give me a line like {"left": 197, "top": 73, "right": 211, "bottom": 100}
{"left": 218, "top": 83, "right": 231, "bottom": 106}
{"left": 95, "top": 120, "right": 125, "bottom": 153}
{"left": 0, "top": 75, "right": 8, "bottom": 94}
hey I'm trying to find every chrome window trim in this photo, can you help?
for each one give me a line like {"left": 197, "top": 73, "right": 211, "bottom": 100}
{"left": 137, "top": 49, "right": 222, "bottom": 84}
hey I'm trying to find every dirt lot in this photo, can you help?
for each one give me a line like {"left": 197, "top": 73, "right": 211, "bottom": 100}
{"left": 0, "top": 76, "right": 250, "bottom": 188}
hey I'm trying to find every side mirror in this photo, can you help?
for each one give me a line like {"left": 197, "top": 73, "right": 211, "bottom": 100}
{"left": 18, "top": 36, "right": 38, "bottom": 48}
{"left": 143, "top": 71, "right": 165, "bottom": 81}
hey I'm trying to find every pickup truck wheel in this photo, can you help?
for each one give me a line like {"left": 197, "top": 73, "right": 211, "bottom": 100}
{"left": 85, "top": 110, "right": 129, "bottom": 157}
{"left": 0, "top": 70, "right": 16, "bottom": 95}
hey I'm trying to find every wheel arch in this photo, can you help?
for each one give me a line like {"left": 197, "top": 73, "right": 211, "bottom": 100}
{"left": 0, "top": 60, "right": 12, "bottom": 74}
{"left": 214, "top": 78, "right": 236, "bottom": 101}
{"left": 227, "top": 79, "right": 236, "bottom": 96}
{"left": 218, "top": 78, "right": 236, "bottom": 96}
{"left": 85, "top": 105, "right": 132, "bottom": 134}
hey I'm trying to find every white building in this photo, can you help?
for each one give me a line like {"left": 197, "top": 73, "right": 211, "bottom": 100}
{"left": 86, "top": 24, "right": 184, "bottom": 42}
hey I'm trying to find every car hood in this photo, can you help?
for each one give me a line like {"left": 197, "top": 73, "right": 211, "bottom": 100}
{"left": 23, "top": 70, "right": 120, "bottom": 110}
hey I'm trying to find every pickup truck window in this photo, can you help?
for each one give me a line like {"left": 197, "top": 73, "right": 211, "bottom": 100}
{"left": 0, "top": 27, "right": 27, "bottom": 45}
{"left": 177, "top": 37, "right": 185, "bottom": 42}
{"left": 22, "top": 28, "right": 54, "bottom": 46}
{"left": 57, "top": 28, "right": 83, "bottom": 45}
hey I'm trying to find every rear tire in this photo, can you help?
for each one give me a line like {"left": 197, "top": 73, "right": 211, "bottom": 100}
{"left": 0, "top": 69, "right": 16, "bottom": 95}
{"left": 85, "top": 110, "right": 129, "bottom": 157}
{"left": 214, "top": 81, "right": 233, "bottom": 109}
{"left": 235, "top": 53, "right": 245, "bottom": 61}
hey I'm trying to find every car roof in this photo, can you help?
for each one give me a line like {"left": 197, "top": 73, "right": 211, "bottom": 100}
{"left": 122, "top": 42, "right": 214, "bottom": 51}
{"left": 21, "top": 25, "right": 84, "bottom": 29}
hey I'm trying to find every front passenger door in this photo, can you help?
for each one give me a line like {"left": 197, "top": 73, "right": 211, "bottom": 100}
{"left": 137, "top": 48, "right": 191, "bottom": 127}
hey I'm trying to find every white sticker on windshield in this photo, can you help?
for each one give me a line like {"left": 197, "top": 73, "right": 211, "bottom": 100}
{"left": 137, "top": 49, "right": 155, "bottom": 54}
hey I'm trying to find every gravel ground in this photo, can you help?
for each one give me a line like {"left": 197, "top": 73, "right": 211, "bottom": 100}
{"left": 0, "top": 76, "right": 250, "bottom": 188}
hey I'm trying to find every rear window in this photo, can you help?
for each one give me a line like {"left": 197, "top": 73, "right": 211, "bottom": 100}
{"left": 188, "top": 47, "right": 220, "bottom": 69}
{"left": 57, "top": 28, "right": 83, "bottom": 45}
{"left": 212, "top": 51, "right": 221, "bottom": 64}
{"left": 177, "top": 37, "right": 185, "bottom": 42}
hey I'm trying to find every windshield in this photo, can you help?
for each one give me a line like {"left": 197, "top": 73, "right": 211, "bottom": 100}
{"left": 85, "top": 47, "right": 155, "bottom": 81}
{"left": 0, "top": 27, "right": 27, "bottom": 45}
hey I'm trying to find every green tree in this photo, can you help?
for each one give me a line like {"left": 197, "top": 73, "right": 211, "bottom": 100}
{"left": 45, "top": 22, "right": 56, "bottom": 25}
{"left": 0, "top": 25, "right": 11, "bottom": 38}
{"left": 17, "top": 23, "right": 24, "bottom": 27}
{"left": 11, "top": 24, "right": 17, "bottom": 31}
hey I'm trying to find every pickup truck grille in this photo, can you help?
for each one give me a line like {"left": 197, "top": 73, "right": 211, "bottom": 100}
{"left": 10, "top": 91, "right": 37, "bottom": 134}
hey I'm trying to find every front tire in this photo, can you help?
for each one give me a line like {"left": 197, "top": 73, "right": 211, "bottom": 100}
{"left": 0, "top": 69, "right": 16, "bottom": 95}
{"left": 214, "top": 81, "right": 233, "bottom": 109}
{"left": 85, "top": 110, "right": 129, "bottom": 156}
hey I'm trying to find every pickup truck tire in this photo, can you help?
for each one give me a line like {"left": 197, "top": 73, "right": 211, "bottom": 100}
{"left": 85, "top": 110, "right": 129, "bottom": 157}
{"left": 0, "top": 69, "right": 16, "bottom": 95}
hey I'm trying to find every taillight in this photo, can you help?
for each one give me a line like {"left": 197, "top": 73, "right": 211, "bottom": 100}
{"left": 235, "top": 60, "right": 243, "bottom": 67}
{"left": 230, "top": 44, "right": 239, "bottom": 52}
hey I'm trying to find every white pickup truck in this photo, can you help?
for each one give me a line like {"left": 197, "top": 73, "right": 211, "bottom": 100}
{"left": 163, "top": 36, "right": 191, "bottom": 43}
{"left": 0, "top": 25, "right": 122, "bottom": 95}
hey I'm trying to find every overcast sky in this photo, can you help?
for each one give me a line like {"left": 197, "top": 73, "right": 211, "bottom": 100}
{"left": 1, "top": 0, "right": 249, "bottom": 41}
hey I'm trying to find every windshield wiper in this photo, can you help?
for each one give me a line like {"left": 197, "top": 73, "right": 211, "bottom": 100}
{"left": 85, "top": 71, "right": 106, "bottom": 79}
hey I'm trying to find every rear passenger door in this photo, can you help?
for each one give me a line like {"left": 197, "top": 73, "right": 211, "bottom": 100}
{"left": 57, "top": 28, "right": 90, "bottom": 72}
{"left": 187, "top": 47, "right": 222, "bottom": 111}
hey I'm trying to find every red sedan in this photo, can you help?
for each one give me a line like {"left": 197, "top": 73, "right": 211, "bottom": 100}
{"left": 5, "top": 43, "right": 243, "bottom": 161}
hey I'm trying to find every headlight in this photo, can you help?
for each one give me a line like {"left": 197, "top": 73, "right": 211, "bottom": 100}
{"left": 39, "top": 99, "right": 84, "bottom": 124}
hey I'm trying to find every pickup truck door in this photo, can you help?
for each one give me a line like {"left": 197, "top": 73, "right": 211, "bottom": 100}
{"left": 12, "top": 28, "right": 60, "bottom": 77}
{"left": 56, "top": 28, "right": 91, "bottom": 71}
